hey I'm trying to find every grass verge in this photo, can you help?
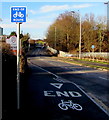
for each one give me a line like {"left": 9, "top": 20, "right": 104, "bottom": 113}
{"left": 52, "top": 57, "right": 109, "bottom": 71}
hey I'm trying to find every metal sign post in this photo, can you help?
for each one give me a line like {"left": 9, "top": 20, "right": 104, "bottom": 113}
{"left": 79, "top": 11, "right": 81, "bottom": 59}
{"left": 11, "top": 6, "right": 26, "bottom": 110}
{"left": 91, "top": 45, "right": 95, "bottom": 61}
{"left": 17, "top": 23, "right": 20, "bottom": 109}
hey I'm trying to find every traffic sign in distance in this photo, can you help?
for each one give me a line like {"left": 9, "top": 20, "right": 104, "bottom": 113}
{"left": 11, "top": 6, "right": 26, "bottom": 22}
{"left": 6, "top": 36, "right": 17, "bottom": 55}
{"left": 91, "top": 45, "right": 95, "bottom": 49}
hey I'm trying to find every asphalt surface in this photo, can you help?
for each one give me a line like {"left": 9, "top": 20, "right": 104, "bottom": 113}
{"left": 20, "top": 59, "right": 109, "bottom": 120}
{"left": 18, "top": 48, "right": 109, "bottom": 120}
{"left": 53, "top": 57, "right": 109, "bottom": 69}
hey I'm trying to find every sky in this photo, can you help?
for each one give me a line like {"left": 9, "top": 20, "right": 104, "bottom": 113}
{"left": 0, "top": 0, "right": 108, "bottom": 39}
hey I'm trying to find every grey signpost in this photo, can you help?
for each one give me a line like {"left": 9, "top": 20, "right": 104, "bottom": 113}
{"left": 11, "top": 6, "right": 27, "bottom": 109}
{"left": 91, "top": 45, "right": 95, "bottom": 61}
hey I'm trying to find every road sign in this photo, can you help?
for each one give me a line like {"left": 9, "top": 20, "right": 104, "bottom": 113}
{"left": 91, "top": 45, "right": 95, "bottom": 49}
{"left": 11, "top": 6, "right": 26, "bottom": 22}
{"left": 10, "top": 6, "right": 27, "bottom": 110}
{"left": 8, "top": 36, "right": 17, "bottom": 45}
{"left": 6, "top": 36, "right": 17, "bottom": 55}
{"left": 6, "top": 36, "right": 17, "bottom": 47}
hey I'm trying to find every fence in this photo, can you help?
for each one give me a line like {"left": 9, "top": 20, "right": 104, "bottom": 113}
{"left": 71, "top": 52, "right": 109, "bottom": 60}
{"left": 81, "top": 52, "right": 109, "bottom": 60}
{"left": 47, "top": 47, "right": 109, "bottom": 60}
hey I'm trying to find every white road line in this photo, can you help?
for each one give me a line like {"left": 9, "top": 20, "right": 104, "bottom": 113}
{"left": 29, "top": 61, "right": 58, "bottom": 78}
{"left": 99, "top": 77, "right": 108, "bottom": 80}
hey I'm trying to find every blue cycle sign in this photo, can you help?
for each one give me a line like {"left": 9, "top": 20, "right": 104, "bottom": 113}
{"left": 11, "top": 6, "right": 26, "bottom": 22}
{"left": 91, "top": 45, "right": 95, "bottom": 49}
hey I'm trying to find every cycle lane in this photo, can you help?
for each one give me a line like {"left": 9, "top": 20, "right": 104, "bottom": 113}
{"left": 21, "top": 61, "right": 109, "bottom": 120}
{"left": 43, "top": 79, "right": 109, "bottom": 120}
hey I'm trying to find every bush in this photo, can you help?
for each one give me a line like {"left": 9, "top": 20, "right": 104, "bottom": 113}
{"left": 1, "top": 42, "right": 17, "bottom": 119}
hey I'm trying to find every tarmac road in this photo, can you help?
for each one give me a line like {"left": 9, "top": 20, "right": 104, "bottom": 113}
{"left": 19, "top": 48, "right": 109, "bottom": 120}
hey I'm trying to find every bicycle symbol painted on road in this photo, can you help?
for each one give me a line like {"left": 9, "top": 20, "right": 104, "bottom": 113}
{"left": 58, "top": 100, "right": 83, "bottom": 111}
{"left": 13, "top": 11, "right": 24, "bottom": 18}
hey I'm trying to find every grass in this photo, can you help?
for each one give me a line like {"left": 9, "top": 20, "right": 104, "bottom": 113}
{"left": 71, "top": 57, "right": 109, "bottom": 64}
{"left": 67, "top": 60, "right": 109, "bottom": 70}
{"left": 52, "top": 56, "right": 109, "bottom": 70}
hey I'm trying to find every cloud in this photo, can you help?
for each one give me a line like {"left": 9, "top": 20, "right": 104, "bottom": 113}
{"left": 40, "top": 3, "right": 94, "bottom": 13}
{"left": 1, "top": 23, "right": 16, "bottom": 28}
{"left": 40, "top": 5, "right": 69, "bottom": 13}
{"left": 1, "top": 0, "right": 108, "bottom": 2}
{"left": 73, "top": 4, "right": 94, "bottom": 8}
{"left": 29, "top": 10, "right": 37, "bottom": 14}
{"left": 22, "top": 19, "right": 51, "bottom": 29}
{"left": 1, "top": 19, "right": 51, "bottom": 29}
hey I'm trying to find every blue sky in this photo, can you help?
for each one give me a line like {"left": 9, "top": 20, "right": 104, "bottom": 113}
{"left": 0, "top": 1, "right": 108, "bottom": 39}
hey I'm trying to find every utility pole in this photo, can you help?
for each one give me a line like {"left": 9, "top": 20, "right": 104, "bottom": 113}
{"left": 104, "top": 2, "right": 109, "bottom": 51}
{"left": 17, "top": 22, "right": 20, "bottom": 109}
{"left": 55, "top": 26, "right": 56, "bottom": 49}
{"left": 79, "top": 11, "right": 81, "bottom": 59}
{"left": 71, "top": 10, "right": 81, "bottom": 59}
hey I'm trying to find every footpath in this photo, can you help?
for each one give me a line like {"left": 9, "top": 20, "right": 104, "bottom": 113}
{"left": 51, "top": 57, "right": 109, "bottom": 71}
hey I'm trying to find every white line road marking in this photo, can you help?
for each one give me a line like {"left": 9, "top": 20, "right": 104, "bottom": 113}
{"left": 53, "top": 77, "right": 70, "bottom": 83}
{"left": 50, "top": 83, "right": 63, "bottom": 89}
{"left": 99, "top": 77, "right": 108, "bottom": 80}
{"left": 29, "top": 61, "right": 59, "bottom": 78}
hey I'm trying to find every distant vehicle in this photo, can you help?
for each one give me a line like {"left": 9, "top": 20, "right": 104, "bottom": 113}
{"left": 36, "top": 43, "right": 43, "bottom": 48}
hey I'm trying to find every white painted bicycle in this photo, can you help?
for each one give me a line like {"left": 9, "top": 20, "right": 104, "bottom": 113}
{"left": 58, "top": 100, "right": 83, "bottom": 111}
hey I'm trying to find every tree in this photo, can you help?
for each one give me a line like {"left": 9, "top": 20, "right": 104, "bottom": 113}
{"left": 96, "top": 16, "right": 107, "bottom": 52}
{"left": 9, "top": 31, "right": 17, "bottom": 37}
{"left": 46, "top": 11, "right": 80, "bottom": 53}
{"left": 21, "top": 33, "right": 30, "bottom": 53}
{"left": 46, "top": 11, "right": 108, "bottom": 53}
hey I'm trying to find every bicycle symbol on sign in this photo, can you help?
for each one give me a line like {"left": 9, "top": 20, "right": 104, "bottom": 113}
{"left": 13, "top": 12, "right": 24, "bottom": 18}
{"left": 58, "top": 100, "right": 83, "bottom": 111}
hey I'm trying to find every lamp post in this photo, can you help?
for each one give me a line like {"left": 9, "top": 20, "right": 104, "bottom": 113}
{"left": 104, "top": 2, "right": 109, "bottom": 49}
{"left": 71, "top": 10, "right": 81, "bottom": 59}
{"left": 104, "top": 2, "right": 109, "bottom": 31}
{"left": 54, "top": 26, "right": 56, "bottom": 49}
{"left": 79, "top": 11, "right": 81, "bottom": 59}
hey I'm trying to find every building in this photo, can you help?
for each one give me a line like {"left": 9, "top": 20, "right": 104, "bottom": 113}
{"left": 0, "top": 27, "right": 4, "bottom": 42}
{"left": 0, "top": 27, "right": 3, "bottom": 36}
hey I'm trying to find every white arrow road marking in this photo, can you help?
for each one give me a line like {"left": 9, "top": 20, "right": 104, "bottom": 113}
{"left": 50, "top": 83, "right": 63, "bottom": 89}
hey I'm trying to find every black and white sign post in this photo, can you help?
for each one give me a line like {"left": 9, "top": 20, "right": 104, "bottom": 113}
{"left": 11, "top": 6, "right": 27, "bottom": 109}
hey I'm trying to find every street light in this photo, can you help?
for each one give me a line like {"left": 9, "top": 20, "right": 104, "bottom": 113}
{"left": 71, "top": 10, "right": 81, "bottom": 59}
{"left": 104, "top": 2, "right": 109, "bottom": 31}
{"left": 54, "top": 26, "right": 56, "bottom": 49}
